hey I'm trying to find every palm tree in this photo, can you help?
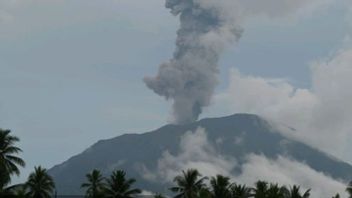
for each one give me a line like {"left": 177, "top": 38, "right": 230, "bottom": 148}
{"left": 0, "top": 129, "right": 25, "bottom": 196}
{"left": 253, "top": 181, "right": 269, "bottom": 198}
{"left": 0, "top": 129, "right": 26, "bottom": 177}
{"left": 170, "top": 169, "right": 208, "bottom": 198}
{"left": 285, "top": 185, "right": 310, "bottom": 198}
{"left": 231, "top": 184, "right": 252, "bottom": 198}
{"left": 25, "top": 166, "right": 55, "bottom": 198}
{"left": 266, "top": 184, "right": 286, "bottom": 198}
{"left": 199, "top": 188, "right": 212, "bottom": 198}
{"left": 0, "top": 170, "right": 12, "bottom": 196}
{"left": 81, "top": 169, "right": 106, "bottom": 198}
{"left": 105, "top": 170, "right": 141, "bottom": 198}
{"left": 209, "top": 175, "right": 233, "bottom": 198}
{"left": 347, "top": 181, "right": 352, "bottom": 198}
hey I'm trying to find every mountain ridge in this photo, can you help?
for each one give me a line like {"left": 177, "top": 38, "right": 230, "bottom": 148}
{"left": 48, "top": 113, "right": 352, "bottom": 195}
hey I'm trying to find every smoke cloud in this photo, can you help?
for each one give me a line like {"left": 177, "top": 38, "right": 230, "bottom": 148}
{"left": 144, "top": 0, "right": 242, "bottom": 124}
{"left": 141, "top": 128, "right": 236, "bottom": 182}
{"left": 144, "top": 0, "right": 334, "bottom": 124}
{"left": 139, "top": 128, "right": 347, "bottom": 197}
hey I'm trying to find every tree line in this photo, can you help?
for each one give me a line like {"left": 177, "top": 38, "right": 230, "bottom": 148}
{"left": 1, "top": 129, "right": 352, "bottom": 198}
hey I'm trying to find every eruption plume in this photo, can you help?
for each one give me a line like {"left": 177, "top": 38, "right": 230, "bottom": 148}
{"left": 144, "top": 0, "right": 242, "bottom": 124}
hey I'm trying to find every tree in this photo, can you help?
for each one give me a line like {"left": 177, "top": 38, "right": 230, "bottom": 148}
{"left": 25, "top": 166, "right": 55, "bottom": 198}
{"left": 0, "top": 129, "right": 26, "bottom": 179}
{"left": 105, "top": 170, "right": 141, "bottom": 198}
{"left": 209, "top": 175, "right": 232, "bottom": 198}
{"left": 253, "top": 181, "right": 269, "bottom": 198}
{"left": 170, "top": 169, "right": 208, "bottom": 198}
{"left": 0, "top": 129, "right": 26, "bottom": 196}
{"left": 199, "top": 188, "right": 212, "bottom": 198}
{"left": 266, "top": 184, "right": 287, "bottom": 198}
{"left": 285, "top": 185, "right": 310, "bottom": 198}
{"left": 347, "top": 181, "right": 352, "bottom": 198}
{"left": 81, "top": 169, "right": 106, "bottom": 198}
{"left": 231, "top": 184, "right": 252, "bottom": 198}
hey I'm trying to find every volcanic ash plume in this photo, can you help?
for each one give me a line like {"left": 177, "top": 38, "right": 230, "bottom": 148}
{"left": 144, "top": 0, "right": 242, "bottom": 124}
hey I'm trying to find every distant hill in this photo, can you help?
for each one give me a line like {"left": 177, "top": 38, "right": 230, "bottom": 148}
{"left": 48, "top": 114, "right": 352, "bottom": 195}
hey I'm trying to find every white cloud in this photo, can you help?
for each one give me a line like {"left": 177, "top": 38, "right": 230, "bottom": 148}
{"left": 140, "top": 128, "right": 347, "bottom": 197}
{"left": 213, "top": 48, "right": 352, "bottom": 161}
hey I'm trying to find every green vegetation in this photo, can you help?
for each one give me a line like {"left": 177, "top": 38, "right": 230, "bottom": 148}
{"left": 81, "top": 169, "right": 106, "bottom": 198}
{"left": 0, "top": 129, "right": 55, "bottom": 198}
{"left": 1, "top": 129, "right": 352, "bottom": 198}
{"left": 170, "top": 169, "right": 208, "bottom": 198}
{"left": 0, "top": 129, "right": 25, "bottom": 197}
{"left": 25, "top": 166, "right": 55, "bottom": 198}
{"left": 104, "top": 170, "right": 142, "bottom": 198}
{"left": 81, "top": 169, "right": 142, "bottom": 198}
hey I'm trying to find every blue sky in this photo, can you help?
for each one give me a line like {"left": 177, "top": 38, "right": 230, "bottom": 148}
{"left": 0, "top": 0, "right": 351, "bottom": 182}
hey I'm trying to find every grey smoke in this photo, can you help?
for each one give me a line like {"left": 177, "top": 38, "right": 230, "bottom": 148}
{"left": 144, "top": 0, "right": 242, "bottom": 124}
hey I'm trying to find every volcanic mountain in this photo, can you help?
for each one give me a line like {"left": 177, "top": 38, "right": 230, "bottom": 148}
{"left": 48, "top": 114, "right": 352, "bottom": 195}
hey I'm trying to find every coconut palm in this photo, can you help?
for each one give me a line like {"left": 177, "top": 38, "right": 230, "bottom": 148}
{"left": 0, "top": 129, "right": 25, "bottom": 196}
{"left": 170, "top": 169, "right": 208, "bottom": 198}
{"left": 231, "top": 184, "right": 252, "bottom": 198}
{"left": 0, "top": 170, "right": 12, "bottom": 197}
{"left": 199, "top": 188, "right": 212, "bottom": 198}
{"left": 285, "top": 185, "right": 310, "bottom": 198}
{"left": 0, "top": 129, "right": 26, "bottom": 178}
{"left": 81, "top": 169, "right": 106, "bottom": 198}
{"left": 25, "top": 166, "right": 55, "bottom": 198}
{"left": 209, "top": 175, "right": 233, "bottom": 198}
{"left": 105, "top": 170, "right": 141, "bottom": 198}
{"left": 347, "top": 181, "right": 352, "bottom": 198}
{"left": 253, "top": 181, "right": 269, "bottom": 198}
{"left": 266, "top": 184, "right": 286, "bottom": 198}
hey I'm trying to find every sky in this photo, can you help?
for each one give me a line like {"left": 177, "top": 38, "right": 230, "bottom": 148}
{"left": 0, "top": 0, "right": 351, "bottom": 185}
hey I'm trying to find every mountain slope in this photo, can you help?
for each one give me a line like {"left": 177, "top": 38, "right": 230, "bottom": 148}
{"left": 48, "top": 114, "right": 352, "bottom": 195}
